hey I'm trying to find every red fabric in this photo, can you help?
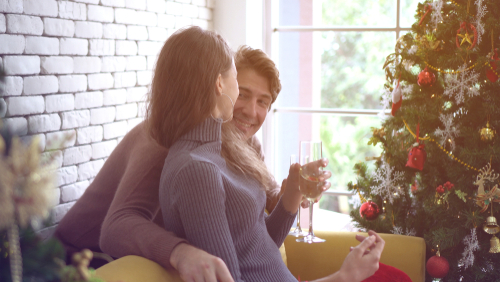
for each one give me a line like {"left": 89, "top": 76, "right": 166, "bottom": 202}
{"left": 362, "top": 263, "right": 412, "bottom": 282}
{"left": 406, "top": 143, "right": 426, "bottom": 171}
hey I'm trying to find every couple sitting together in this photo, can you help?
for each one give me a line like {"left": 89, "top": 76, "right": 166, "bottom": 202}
{"left": 55, "top": 26, "right": 387, "bottom": 282}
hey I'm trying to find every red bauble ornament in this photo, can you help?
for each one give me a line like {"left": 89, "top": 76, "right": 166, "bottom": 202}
{"left": 426, "top": 253, "right": 449, "bottom": 278}
{"left": 411, "top": 180, "right": 418, "bottom": 193}
{"left": 406, "top": 142, "right": 426, "bottom": 171}
{"left": 417, "top": 67, "right": 436, "bottom": 88}
{"left": 486, "top": 49, "right": 499, "bottom": 83}
{"left": 359, "top": 201, "right": 380, "bottom": 220}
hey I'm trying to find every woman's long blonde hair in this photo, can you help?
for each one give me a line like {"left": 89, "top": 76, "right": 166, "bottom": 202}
{"left": 146, "top": 26, "right": 273, "bottom": 191}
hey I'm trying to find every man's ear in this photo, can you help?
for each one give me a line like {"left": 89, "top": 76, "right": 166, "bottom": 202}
{"left": 215, "top": 73, "right": 223, "bottom": 96}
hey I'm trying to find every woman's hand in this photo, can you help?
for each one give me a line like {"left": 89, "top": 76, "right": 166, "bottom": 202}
{"left": 338, "top": 230, "right": 385, "bottom": 282}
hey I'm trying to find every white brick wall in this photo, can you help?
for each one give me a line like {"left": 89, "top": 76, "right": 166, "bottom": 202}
{"left": 23, "top": 0, "right": 58, "bottom": 17}
{"left": 46, "top": 94, "right": 75, "bottom": 113}
{"left": 25, "top": 36, "right": 59, "bottom": 55}
{"left": 77, "top": 159, "right": 104, "bottom": 181}
{"left": 44, "top": 18, "right": 75, "bottom": 37}
{"left": 90, "top": 107, "right": 116, "bottom": 124}
{"left": 60, "top": 38, "right": 88, "bottom": 55}
{"left": 6, "top": 14, "right": 43, "bottom": 35}
{"left": 63, "top": 145, "right": 92, "bottom": 165}
{"left": 114, "top": 72, "right": 136, "bottom": 88}
{"left": 75, "top": 21, "right": 103, "bottom": 39}
{"left": 7, "top": 96, "right": 44, "bottom": 116}
{"left": 103, "top": 89, "right": 127, "bottom": 105}
{"left": 0, "top": 0, "right": 214, "bottom": 229}
{"left": 3, "top": 76, "right": 23, "bottom": 96}
{"left": 61, "top": 181, "right": 90, "bottom": 203}
{"left": 101, "top": 56, "right": 126, "bottom": 72}
{"left": 101, "top": 0, "right": 125, "bottom": 8}
{"left": 0, "top": 14, "right": 6, "bottom": 33}
{"left": 59, "top": 75, "right": 87, "bottom": 92}
{"left": 75, "top": 91, "right": 104, "bottom": 109}
{"left": 89, "top": 39, "right": 115, "bottom": 55}
{"left": 87, "top": 5, "right": 114, "bottom": 22}
{"left": 92, "top": 139, "right": 117, "bottom": 159}
{"left": 102, "top": 23, "right": 126, "bottom": 39}
{"left": 73, "top": 57, "right": 101, "bottom": 73}
{"left": 77, "top": 125, "right": 103, "bottom": 144}
{"left": 115, "top": 103, "right": 137, "bottom": 120}
{"left": 23, "top": 75, "right": 59, "bottom": 95}
{"left": 61, "top": 110, "right": 90, "bottom": 129}
{"left": 88, "top": 73, "right": 114, "bottom": 90}
{"left": 58, "top": 1, "right": 86, "bottom": 20}
{"left": 4, "top": 56, "right": 40, "bottom": 75}
{"left": 0, "top": 34, "right": 25, "bottom": 54}
{"left": 41, "top": 56, "right": 74, "bottom": 74}
{"left": 0, "top": 0, "right": 23, "bottom": 13}
{"left": 28, "top": 114, "right": 62, "bottom": 134}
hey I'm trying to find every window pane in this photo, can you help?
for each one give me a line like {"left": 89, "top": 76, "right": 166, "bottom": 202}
{"left": 320, "top": 32, "right": 395, "bottom": 109}
{"left": 275, "top": 31, "right": 395, "bottom": 110}
{"left": 319, "top": 194, "right": 354, "bottom": 215}
{"left": 400, "top": 0, "right": 422, "bottom": 27}
{"left": 277, "top": 0, "right": 397, "bottom": 27}
{"left": 320, "top": 0, "right": 396, "bottom": 27}
{"left": 273, "top": 112, "right": 383, "bottom": 191}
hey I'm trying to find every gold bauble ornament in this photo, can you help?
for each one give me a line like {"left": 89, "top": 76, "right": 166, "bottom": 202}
{"left": 483, "top": 215, "right": 500, "bottom": 234}
{"left": 489, "top": 235, "right": 500, "bottom": 253}
{"left": 480, "top": 121, "right": 495, "bottom": 141}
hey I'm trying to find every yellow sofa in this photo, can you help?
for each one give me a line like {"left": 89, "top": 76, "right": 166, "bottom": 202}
{"left": 96, "top": 231, "right": 426, "bottom": 282}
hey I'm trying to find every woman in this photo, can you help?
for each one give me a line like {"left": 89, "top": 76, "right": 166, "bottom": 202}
{"left": 147, "top": 26, "right": 384, "bottom": 282}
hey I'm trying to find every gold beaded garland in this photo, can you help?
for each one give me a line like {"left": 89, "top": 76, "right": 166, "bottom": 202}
{"left": 486, "top": 61, "right": 500, "bottom": 78}
{"left": 424, "top": 61, "right": 478, "bottom": 74}
{"left": 402, "top": 119, "right": 479, "bottom": 172}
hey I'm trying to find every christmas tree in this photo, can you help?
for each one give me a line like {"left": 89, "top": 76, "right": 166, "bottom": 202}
{"left": 347, "top": 0, "right": 500, "bottom": 281}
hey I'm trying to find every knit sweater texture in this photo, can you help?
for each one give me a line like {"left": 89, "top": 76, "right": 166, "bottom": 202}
{"left": 160, "top": 118, "right": 297, "bottom": 282}
{"left": 53, "top": 121, "right": 279, "bottom": 270}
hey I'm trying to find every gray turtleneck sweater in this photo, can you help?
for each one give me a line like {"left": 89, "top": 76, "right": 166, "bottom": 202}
{"left": 159, "top": 118, "right": 297, "bottom": 282}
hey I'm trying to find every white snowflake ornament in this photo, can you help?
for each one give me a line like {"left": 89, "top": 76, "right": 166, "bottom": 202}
{"left": 459, "top": 228, "right": 480, "bottom": 269}
{"left": 443, "top": 64, "right": 480, "bottom": 104}
{"left": 391, "top": 225, "right": 416, "bottom": 236}
{"left": 434, "top": 113, "right": 460, "bottom": 150}
{"left": 378, "top": 88, "right": 391, "bottom": 119}
{"left": 474, "top": 0, "right": 487, "bottom": 45}
{"left": 370, "top": 162, "right": 406, "bottom": 204}
{"left": 429, "top": 0, "right": 444, "bottom": 30}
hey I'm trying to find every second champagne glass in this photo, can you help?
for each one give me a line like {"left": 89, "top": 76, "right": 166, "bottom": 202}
{"left": 288, "top": 154, "right": 307, "bottom": 237}
{"left": 296, "top": 141, "right": 325, "bottom": 243}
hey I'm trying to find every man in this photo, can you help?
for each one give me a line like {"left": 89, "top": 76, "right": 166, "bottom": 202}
{"left": 54, "top": 46, "right": 288, "bottom": 282}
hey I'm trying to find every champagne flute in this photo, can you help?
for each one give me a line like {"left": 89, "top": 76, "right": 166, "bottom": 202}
{"left": 296, "top": 141, "right": 326, "bottom": 243}
{"left": 288, "top": 154, "right": 307, "bottom": 237}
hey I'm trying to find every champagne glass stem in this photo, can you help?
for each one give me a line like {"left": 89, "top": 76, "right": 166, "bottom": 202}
{"left": 297, "top": 206, "right": 302, "bottom": 229}
{"left": 308, "top": 200, "right": 314, "bottom": 238}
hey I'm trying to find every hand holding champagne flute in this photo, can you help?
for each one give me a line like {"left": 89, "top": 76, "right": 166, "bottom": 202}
{"left": 296, "top": 141, "right": 329, "bottom": 243}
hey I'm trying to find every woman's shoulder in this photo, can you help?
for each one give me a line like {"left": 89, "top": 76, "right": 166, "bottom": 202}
{"left": 163, "top": 141, "right": 224, "bottom": 179}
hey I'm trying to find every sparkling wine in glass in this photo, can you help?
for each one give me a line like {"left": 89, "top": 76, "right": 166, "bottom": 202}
{"left": 296, "top": 141, "right": 326, "bottom": 243}
{"left": 288, "top": 155, "right": 307, "bottom": 237}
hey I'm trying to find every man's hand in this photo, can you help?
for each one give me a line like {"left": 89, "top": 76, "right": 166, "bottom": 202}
{"left": 170, "top": 243, "right": 234, "bottom": 282}
{"left": 281, "top": 159, "right": 331, "bottom": 212}
{"left": 338, "top": 230, "right": 385, "bottom": 282}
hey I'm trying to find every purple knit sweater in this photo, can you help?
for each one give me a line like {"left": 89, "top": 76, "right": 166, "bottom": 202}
{"left": 159, "top": 118, "right": 297, "bottom": 282}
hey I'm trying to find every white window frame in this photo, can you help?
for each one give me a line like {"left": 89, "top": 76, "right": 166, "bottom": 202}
{"left": 261, "top": 0, "right": 412, "bottom": 197}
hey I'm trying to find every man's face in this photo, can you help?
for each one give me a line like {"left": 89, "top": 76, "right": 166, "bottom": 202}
{"left": 232, "top": 68, "right": 273, "bottom": 141}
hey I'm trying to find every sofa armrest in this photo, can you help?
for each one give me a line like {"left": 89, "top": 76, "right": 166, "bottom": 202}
{"left": 284, "top": 231, "right": 425, "bottom": 282}
{"left": 95, "top": 255, "right": 183, "bottom": 282}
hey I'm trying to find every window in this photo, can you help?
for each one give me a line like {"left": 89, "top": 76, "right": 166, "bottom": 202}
{"left": 263, "top": 0, "right": 420, "bottom": 219}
